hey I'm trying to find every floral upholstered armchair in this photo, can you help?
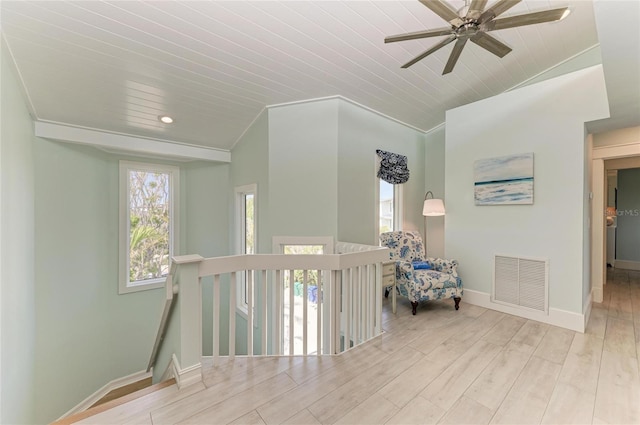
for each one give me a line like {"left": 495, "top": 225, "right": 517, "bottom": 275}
{"left": 379, "top": 231, "right": 463, "bottom": 315}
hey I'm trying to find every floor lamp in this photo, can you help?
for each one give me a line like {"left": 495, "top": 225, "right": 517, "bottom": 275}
{"left": 423, "top": 191, "right": 445, "bottom": 256}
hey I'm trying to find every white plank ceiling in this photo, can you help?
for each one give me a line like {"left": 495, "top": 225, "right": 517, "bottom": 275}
{"left": 0, "top": 1, "right": 635, "bottom": 151}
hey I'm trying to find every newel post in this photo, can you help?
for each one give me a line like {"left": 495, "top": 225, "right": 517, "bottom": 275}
{"left": 173, "top": 254, "right": 204, "bottom": 388}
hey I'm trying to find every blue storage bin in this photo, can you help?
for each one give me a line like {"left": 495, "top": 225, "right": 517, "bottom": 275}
{"left": 307, "top": 285, "right": 318, "bottom": 303}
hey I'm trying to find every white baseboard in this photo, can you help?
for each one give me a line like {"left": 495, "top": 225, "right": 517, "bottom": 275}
{"left": 58, "top": 369, "right": 152, "bottom": 419}
{"left": 164, "top": 354, "right": 202, "bottom": 389}
{"left": 462, "top": 289, "right": 585, "bottom": 333}
{"left": 613, "top": 260, "right": 640, "bottom": 271}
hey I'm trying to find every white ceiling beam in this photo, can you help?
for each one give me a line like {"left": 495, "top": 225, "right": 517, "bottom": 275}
{"left": 34, "top": 121, "right": 231, "bottom": 163}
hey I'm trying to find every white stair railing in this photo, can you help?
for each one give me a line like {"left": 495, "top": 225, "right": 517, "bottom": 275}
{"left": 165, "top": 241, "right": 388, "bottom": 386}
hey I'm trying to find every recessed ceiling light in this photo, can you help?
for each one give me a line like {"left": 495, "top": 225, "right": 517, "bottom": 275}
{"left": 158, "top": 115, "right": 174, "bottom": 124}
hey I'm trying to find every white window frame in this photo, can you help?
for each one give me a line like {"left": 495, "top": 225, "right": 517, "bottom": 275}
{"left": 235, "top": 184, "right": 257, "bottom": 316}
{"left": 119, "top": 161, "right": 179, "bottom": 294}
{"left": 375, "top": 177, "right": 403, "bottom": 239}
{"left": 272, "top": 236, "right": 333, "bottom": 355}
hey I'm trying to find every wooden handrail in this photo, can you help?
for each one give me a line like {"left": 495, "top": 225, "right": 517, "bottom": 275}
{"left": 146, "top": 270, "right": 179, "bottom": 373}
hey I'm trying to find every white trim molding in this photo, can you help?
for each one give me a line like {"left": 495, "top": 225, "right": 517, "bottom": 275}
{"left": 591, "top": 139, "right": 640, "bottom": 305}
{"left": 164, "top": 354, "right": 202, "bottom": 390}
{"left": 267, "top": 95, "right": 426, "bottom": 134}
{"left": 119, "top": 161, "right": 180, "bottom": 294}
{"left": 592, "top": 285, "right": 603, "bottom": 306}
{"left": 271, "top": 236, "right": 335, "bottom": 254}
{"left": 34, "top": 121, "right": 231, "bottom": 163}
{"left": 613, "top": 260, "right": 640, "bottom": 271}
{"left": 583, "top": 292, "right": 593, "bottom": 331}
{"left": 462, "top": 289, "right": 585, "bottom": 333}
{"left": 57, "top": 369, "right": 152, "bottom": 420}
{"left": 593, "top": 142, "right": 640, "bottom": 160}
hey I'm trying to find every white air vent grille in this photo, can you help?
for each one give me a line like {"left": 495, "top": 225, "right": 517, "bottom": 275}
{"left": 493, "top": 255, "right": 548, "bottom": 313}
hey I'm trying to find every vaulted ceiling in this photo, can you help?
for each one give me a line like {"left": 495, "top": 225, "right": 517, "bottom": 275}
{"left": 1, "top": 1, "right": 638, "bottom": 152}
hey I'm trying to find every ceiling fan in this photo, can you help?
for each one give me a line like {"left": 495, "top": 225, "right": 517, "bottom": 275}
{"left": 385, "top": 0, "right": 570, "bottom": 74}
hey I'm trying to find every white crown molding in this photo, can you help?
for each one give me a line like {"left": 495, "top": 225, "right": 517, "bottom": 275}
{"left": 57, "top": 369, "right": 152, "bottom": 420}
{"left": 266, "top": 95, "right": 427, "bottom": 134}
{"left": 593, "top": 141, "right": 640, "bottom": 160}
{"left": 34, "top": 121, "right": 231, "bottom": 163}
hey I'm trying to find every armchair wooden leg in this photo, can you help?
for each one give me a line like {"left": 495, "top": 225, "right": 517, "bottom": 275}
{"left": 454, "top": 297, "right": 461, "bottom": 310}
{"left": 411, "top": 302, "right": 418, "bottom": 315}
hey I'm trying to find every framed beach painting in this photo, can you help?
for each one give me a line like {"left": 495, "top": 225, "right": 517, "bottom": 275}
{"left": 474, "top": 153, "right": 534, "bottom": 205}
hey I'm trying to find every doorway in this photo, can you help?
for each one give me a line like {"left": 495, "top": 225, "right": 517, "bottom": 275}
{"left": 591, "top": 143, "right": 640, "bottom": 303}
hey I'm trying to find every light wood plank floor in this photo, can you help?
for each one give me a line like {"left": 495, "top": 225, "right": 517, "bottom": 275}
{"left": 82, "top": 269, "right": 640, "bottom": 424}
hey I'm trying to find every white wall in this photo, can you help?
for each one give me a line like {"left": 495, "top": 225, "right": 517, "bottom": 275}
{"left": 1, "top": 45, "right": 37, "bottom": 425}
{"left": 593, "top": 126, "right": 640, "bottom": 147}
{"left": 445, "top": 65, "right": 609, "bottom": 325}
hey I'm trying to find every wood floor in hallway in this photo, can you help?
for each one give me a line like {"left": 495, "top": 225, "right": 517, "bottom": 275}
{"left": 78, "top": 268, "right": 640, "bottom": 424}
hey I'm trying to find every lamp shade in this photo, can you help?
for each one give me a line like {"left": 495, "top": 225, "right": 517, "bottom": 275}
{"left": 423, "top": 198, "right": 445, "bottom": 216}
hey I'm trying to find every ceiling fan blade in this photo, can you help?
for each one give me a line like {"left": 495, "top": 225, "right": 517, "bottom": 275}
{"left": 467, "top": 0, "right": 488, "bottom": 20}
{"left": 483, "top": 7, "right": 569, "bottom": 31}
{"left": 419, "top": 0, "right": 464, "bottom": 26}
{"left": 385, "top": 27, "right": 455, "bottom": 44}
{"left": 401, "top": 35, "right": 457, "bottom": 68}
{"left": 479, "top": 0, "right": 520, "bottom": 23}
{"left": 470, "top": 32, "right": 512, "bottom": 57}
{"left": 443, "top": 37, "right": 468, "bottom": 74}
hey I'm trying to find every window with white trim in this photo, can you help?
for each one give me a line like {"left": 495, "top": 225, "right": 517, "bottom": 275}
{"left": 119, "top": 161, "right": 179, "bottom": 294}
{"left": 235, "top": 184, "right": 257, "bottom": 315}
{"left": 378, "top": 179, "right": 402, "bottom": 238}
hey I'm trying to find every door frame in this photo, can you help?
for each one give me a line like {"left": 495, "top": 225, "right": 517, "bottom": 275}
{"left": 591, "top": 142, "right": 640, "bottom": 302}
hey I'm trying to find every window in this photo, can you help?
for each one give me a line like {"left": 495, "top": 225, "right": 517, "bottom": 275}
{"left": 272, "top": 236, "right": 333, "bottom": 355}
{"left": 235, "top": 184, "right": 257, "bottom": 314}
{"left": 119, "top": 161, "right": 179, "bottom": 294}
{"left": 378, "top": 178, "right": 402, "bottom": 238}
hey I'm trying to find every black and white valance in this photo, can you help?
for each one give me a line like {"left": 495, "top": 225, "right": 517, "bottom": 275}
{"left": 376, "top": 149, "right": 409, "bottom": 184}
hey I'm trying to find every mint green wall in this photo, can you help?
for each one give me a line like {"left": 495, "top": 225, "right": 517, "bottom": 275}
{"left": 184, "top": 162, "right": 230, "bottom": 356}
{"left": 1, "top": 46, "right": 37, "bottom": 425}
{"left": 152, "top": 161, "right": 230, "bottom": 375}
{"left": 230, "top": 110, "right": 269, "bottom": 354}
{"left": 337, "top": 100, "right": 426, "bottom": 245}
{"left": 228, "top": 100, "right": 427, "bottom": 353}
{"left": 231, "top": 110, "right": 269, "bottom": 254}
{"left": 28, "top": 139, "right": 229, "bottom": 421}
{"left": 268, "top": 100, "right": 339, "bottom": 239}
{"left": 424, "top": 126, "right": 446, "bottom": 258}
{"left": 32, "top": 142, "right": 164, "bottom": 422}
{"left": 445, "top": 65, "right": 609, "bottom": 315}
